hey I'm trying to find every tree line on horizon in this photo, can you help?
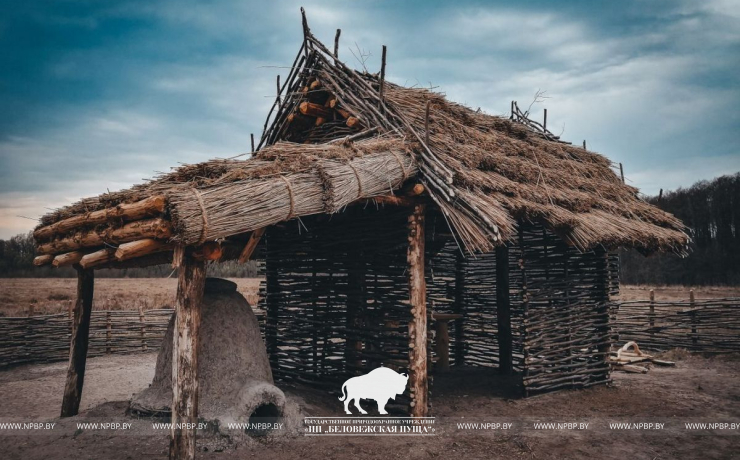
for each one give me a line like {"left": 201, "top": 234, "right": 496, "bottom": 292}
{"left": 1, "top": 173, "right": 738, "bottom": 285}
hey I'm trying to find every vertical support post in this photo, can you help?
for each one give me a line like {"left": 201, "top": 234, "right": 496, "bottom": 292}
{"left": 379, "top": 45, "right": 387, "bottom": 104}
{"left": 495, "top": 245, "right": 513, "bottom": 375}
{"left": 690, "top": 289, "right": 697, "bottom": 347}
{"left": 106, "top": 311, "right": 112, "bottom": 354}
{"left": 346, "top": 247, "right": 365, "bottom": 374}
{"left": 139, "top": 305, "right": 148, "bottom": 352}
{"left": 583, "top": 140, "right": 586, "bottom": 150}
{"left": 517, "top": 229, "right": 530, "bottom": 397}
{"left": 649, "top": 289, "right": 655, "bottom": 339}
{"left": 250, "top": 134, "right": 255, "bottom": 153}
{"left": 543, "top": 108, "right": 547, "bottom": 131}
{"left": 169, "top": 246, "right": 206, "bottom": 460}
{"left": 61, "top": 266, "right": 94, "bottom": 417}
{"left": 407, "top": 204, "right": 428, "bottom": 417}
{"left": 453, "top": 251, "right": 465, "bottom": 366}
{"left": 434, "top": 320, "right": 450, "bottom": 370}
{"left": 596, "top": 249, "right": 612, "bottom": 381}
{"left": 619, "top": 163, "right": 624, "bottom": 183}
{"left": 265, "top": 231, "right": 279, "bottom": 366}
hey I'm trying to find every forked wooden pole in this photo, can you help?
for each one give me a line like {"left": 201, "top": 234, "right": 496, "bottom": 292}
{"left": 169, "top": 246, "right": 206, "bottom": 460}
{"left": 407, "top": 203, "right": 428, "bottom": 417}
{"left": 60, "top": 266, "right": 94, "bottom": 417}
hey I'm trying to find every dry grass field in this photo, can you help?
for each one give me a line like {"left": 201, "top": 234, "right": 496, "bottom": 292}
{"left": 0, "top": 278, "right": 261, "bottom": 317}
{"left": 0, "top": 278, "right": 738, "bottom": 317}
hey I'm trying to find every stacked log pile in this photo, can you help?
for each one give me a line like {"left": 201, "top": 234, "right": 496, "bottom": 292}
{"left": 32, "top": 196, "right": 184, "bottom": 270}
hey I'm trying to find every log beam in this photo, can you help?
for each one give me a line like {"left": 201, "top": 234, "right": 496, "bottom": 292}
{"left": 115, "top": 238, "right": 173, "bottom": 261}
{"left": 495, "top": 244, "right": 513, "bottom": 375}
{"left": 238, "top": 228, "right": 265, "bottom": 263}
{"left": 53, "top": 251, "right": 85, "bottom": 268}
{"left": 60, "top": 266, "right": 94, "bottom": 417}
{"left": 37, "top": 217, "right": 172, "bottom": 255}
{"left": 407, "top": 203, "right": 428, "bottom": 417}
{"left": 34, "top": 195, "right": 166, "bottom": 241}
{"left": 79, "top": 248, "right": 116, "bottom": 269}
{"left": 169, "top": 246, "right": 206, "bottom": 460}
{"left": 33, "top": 254, "right": 54, "bottom": 266}
{"left": 299, "top": 101, "right": 332, "bottom": 119}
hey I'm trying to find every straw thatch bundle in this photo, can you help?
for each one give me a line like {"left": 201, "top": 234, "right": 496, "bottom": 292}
{"left": 168, "top": 139, "right": 415, "bottom": 245}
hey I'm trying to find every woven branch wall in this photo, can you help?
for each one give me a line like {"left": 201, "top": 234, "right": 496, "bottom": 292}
{"left": 260, "top": 206, "right": 451, "bottom": 414}
{"left": 516, "top": 224, "right": 616, "bottom": 395}
{"left": 0, "top": 309, "right": 171, "bottom": 368}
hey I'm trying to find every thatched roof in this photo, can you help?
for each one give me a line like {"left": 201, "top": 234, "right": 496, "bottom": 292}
{"left": 34, "top": 12, "right": 689, "bottom": 258}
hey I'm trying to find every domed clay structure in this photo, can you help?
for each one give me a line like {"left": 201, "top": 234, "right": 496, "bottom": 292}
{"left": 131, "top": 278, "right": 285, "bottom": 427}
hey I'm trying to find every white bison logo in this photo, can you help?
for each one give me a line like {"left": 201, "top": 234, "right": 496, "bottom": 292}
{"left": 338, "top": 367, "right": 409, "bottom": 415}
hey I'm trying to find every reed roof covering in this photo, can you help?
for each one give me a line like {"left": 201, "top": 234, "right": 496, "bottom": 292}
{"left": 34, "top": 10, "right": 689, "bottom": 257}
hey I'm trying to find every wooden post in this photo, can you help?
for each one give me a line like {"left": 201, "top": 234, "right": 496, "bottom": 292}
{"left": 690, "top": 289, "right": 698, "bottom": 346}
{"left": 619, "top": 163, "right": 624, "bottom": 183}
{"left": 453, "top": 251, "right": 465, "bottom": 366}
{"left": 334, "top": 29, "right": 341, "bottom": 60}
{"left": 649, "top": 289, "right": 655, "bottom": 338}
{"left": 106, "top": 311, "right": 112, "bottom": 354}
{"left": 169, "top": 246, "right": 206, "bottom": 460}
{"left": 407, "top": 204, "right": 428, "bottom": 417}
{"left": 583, "top": 140, "right": 586, "bottom": 150}
{"left": 435, "top": 320, "right": 450, "bottom": 370}
{"left": 139, "top": 306, "right": 147, "bottom": 352}
{"left": 250, "top": 134, "right": 255, "bottom": 153}
{"left": 543, "top": 108, "right": 547, "bottom": 131}
{"left": 379, "top": 45, "right": 387, "bottom": 104}
{"left": 658, "top": 188, "right": 663, "bottom": 203}
{"left": 495, "top": 245, "right": 513, "bottom": 375}
{"left": 346, "top": 247, "right": 365, "bottom": 374}
{"left": 276, "top": 75, "right": 280, "bottom": 98}
{"left": 60, "top": 266, "right": 94, "bottom": 417}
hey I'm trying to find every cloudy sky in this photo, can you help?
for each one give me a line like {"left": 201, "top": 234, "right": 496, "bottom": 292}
{"left": 1, "top": 0, "right": 738, "bottom": 239}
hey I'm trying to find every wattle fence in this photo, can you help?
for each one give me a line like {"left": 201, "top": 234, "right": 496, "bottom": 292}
{"left": 615, "top": 297, "right": 740, "bottom": 353}
{"left": 1, "top": 298, "right": 739, "bottom": 369}
{"left": 0, "top": 309, "right": 172, "bottom": 368}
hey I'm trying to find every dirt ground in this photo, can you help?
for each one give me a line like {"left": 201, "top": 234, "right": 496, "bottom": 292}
{"left": 1, "top": 351, "right": 739, "bottom": 460}
{"left": 1, "top": 278, "right": 739, "bottom": 317}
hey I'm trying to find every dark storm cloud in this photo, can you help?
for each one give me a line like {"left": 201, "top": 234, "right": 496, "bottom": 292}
{"left": 0, "top": 0, "right": 738, "bottom": 237}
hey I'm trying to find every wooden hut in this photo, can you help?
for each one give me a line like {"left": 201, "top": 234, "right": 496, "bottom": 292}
{"left": 32, "top": 10, "right": 688, "bottom": 460}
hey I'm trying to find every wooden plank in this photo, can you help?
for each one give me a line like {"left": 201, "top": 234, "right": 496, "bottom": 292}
{"left": 407, "top": 203, "right": 428, "bottom": 417}
{"left": 60, "top": 266, "right": 94, "bottom": 417}
{"left": 169, "top": 246, "right": 206, "bottom": 460}
{"left": 495, "top": 244, "right": 513, "bottom": 374}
